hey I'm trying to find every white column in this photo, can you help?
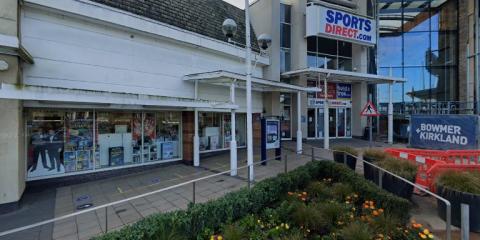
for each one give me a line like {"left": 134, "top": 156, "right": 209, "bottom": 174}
{"left": 193, "top": 80, "right": 200, "bottom": 166}
{"left": 230, "top": 81, "right": 237, "bottom": 176}
{"left": 245, "top": 0, "right": 254, "bottom": 181}
{"left": 323, "top": 76, "right": 329, "bottom": 149}
{"left": 296, "top": 91, "right": 302, "bottom": 154}
{"left": 193, "top": 109, "right": 200, "bottom": 166}
{"left": 388, "top": 83, "right": 394, "bottom": 144}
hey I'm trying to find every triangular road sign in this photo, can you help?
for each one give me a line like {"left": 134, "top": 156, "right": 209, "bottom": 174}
{"left": 360, "top": 101, "right": 380, "bottom": 116}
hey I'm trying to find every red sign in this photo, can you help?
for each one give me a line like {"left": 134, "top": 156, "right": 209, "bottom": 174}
{"left": 316, "top": 82, "right": 337, "bottom": 99}
{"left": 360, "top": 101, "right": 380, "bottom": 116}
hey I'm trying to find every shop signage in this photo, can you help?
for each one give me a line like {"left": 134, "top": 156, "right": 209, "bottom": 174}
{"left": 308, "top": 98, "right": 352, "bottom": 108}
{"left": 410, "top": 115, "right": 479, "bottom": 150}
{"left": 306, "top": 4, "right": 376, "bottom": 46}
{"left": 317, "top": 83, "right": 351, "bottom": 100}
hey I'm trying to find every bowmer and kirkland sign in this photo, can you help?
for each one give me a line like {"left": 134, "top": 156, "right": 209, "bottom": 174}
{"left": 306, "top": 4, "right": 377, "bottom": 46}
{"left": 410, "top": 115, "right": 479, "bottom": 150}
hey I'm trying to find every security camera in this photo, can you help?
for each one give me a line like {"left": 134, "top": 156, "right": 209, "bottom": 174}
{"left": 222, "top": 19, "right": 237, "bottom": 39}
{"left": 257, "top": 34, "right": 272, "bottom": 51}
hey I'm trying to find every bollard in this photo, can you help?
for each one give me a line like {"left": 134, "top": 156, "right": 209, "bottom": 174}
{"left": 461, "top": 203, "right": 469, "bottom": 240}
{"left": 105, "top": 207, "right": 108, "bottom": 233}
{"left": 284, "top": 154, "right": 288, "bottom": 173}
{"left": 311, "top": 148, "right": 314, "bottom": 162}
{"left": 192, "top": 181, "right": 196, "bottom": 204}
{"left": 378, "top": 168, "right": 383, "bottom": 189}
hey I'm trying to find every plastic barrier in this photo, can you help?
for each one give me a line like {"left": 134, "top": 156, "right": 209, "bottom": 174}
{"left": 384, "top": 148, "right": 480, "bottom": 191}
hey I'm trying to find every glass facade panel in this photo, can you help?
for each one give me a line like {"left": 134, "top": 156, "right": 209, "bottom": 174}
{"left": 377, "top": 0, "right": 458, "bottom": 112}
{"left": 280, "top": 3, "right": 291, "bottom": 73}
{"left": 281, "top": 49, "right": 291, "bottom": 72}
{"left": 280, "top": 24, "right": 291, "bottom": 48}
{"left": 307, "top": 37, "right": 352, "bottom": 71}
{"left": 65, "top": 111, "right": 94, "bottom": 172}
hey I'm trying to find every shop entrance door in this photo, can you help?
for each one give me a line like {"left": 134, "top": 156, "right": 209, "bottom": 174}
{"left": 328, "top": 108, "right": 336, "bottom": 138}
{"left": 307, "top": 108, "right": 316, "bottom": 138}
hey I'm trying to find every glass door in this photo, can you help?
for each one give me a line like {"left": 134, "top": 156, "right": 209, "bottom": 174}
{"left": 337, "top": 108, "right": 346, "bottom": 137}
{"left": 346, "top": 108, "right": 352, "bottom": 137}
{"left": 317, "top": 108, "right": 324, "bottom": 138}
{"left": 328, "top": 108, "right": 336, "bottom": 138}
{"left": 307, "top": 109, "right": 316, "bottom": 138}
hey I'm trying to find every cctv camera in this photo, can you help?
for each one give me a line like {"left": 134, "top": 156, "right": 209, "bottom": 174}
{"left": 222, "top": 19, "right": 237, "bottom": 39}
{"left": 257, "top": 34, "right": 272, "bottom": 51}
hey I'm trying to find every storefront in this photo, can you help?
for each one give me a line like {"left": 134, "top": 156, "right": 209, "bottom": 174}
{"left": 25, "top": 109, "right": 182, "bottom": 180}
{"left": 306, "top": 80, "right": 352, "bottom": 139}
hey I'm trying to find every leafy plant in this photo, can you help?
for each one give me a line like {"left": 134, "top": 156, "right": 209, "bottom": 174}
{"left": 339, "top": 221, "right": 374, "bottom": 240}
{"left": 221, "top": 223, "right": 245, "bottom": 240}
{"left": 330, "top": 182, "right": 353, "bottom": 201}
{"left": 436, "top": 170, "right": 480, "bottom": 194}
{"left": 333, "top": 146, "right": 359, "bottom": 156}
{"left": 377, "top": 157, "right": 418, "bottom": 181}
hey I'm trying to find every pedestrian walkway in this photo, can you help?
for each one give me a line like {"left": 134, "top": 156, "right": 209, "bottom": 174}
{"left": 0, "top": 144, "right": 316, "bottom": 240}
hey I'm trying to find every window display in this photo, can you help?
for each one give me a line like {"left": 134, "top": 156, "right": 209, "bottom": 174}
{"left": 280, "top": 93, "right": 292, "bottom": 139}
{"left": 27, "top": 110, "right": 65, "bottom": 178}
{"left": 26, "top": 109, "right": 183, "bottom": 180}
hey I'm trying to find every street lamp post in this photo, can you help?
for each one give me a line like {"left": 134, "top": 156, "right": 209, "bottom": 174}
{"left": 244, "top": 0, "right": 254, "bottom": 181}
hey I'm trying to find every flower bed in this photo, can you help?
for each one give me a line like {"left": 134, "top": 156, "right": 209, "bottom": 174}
{"left": 94, "top": 161, "right": 412, "bottom": 240}
{"left": 211, "top": 180, "right": 434, "bottom": 240}
{"left": 436, "top": 170, "right": 480, "bottom": 232}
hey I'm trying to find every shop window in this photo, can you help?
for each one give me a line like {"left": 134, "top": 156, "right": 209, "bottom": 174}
{"left": 199, "top": 112, "right": 246, "bottom": 152}
{"left": 306, "top": 37, "right": 352, "bottom": 71}
{"left": 96, "top": 112, "right": 139, "bottom": 168}
{"left": 280, "top": 3, "right": 291, "bottom": 72}
{"left": 64, "top": 111, "right": 94, "bottom": 173}
{"left": 280, "top": 93, "right": 292, "bottom": 139}
{"left": 155, "top": 112, "right": 181, "bottom": 160}
{"left": 26, "top": 110, "right": 65, "bottom": 178}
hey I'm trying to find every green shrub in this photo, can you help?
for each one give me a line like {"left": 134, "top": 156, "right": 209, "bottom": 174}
{"left": 339, "top": 221, "right": 374, "bottom": 240}
{"left": 436, "top": 170, "right": 480, "bottom": 194}
{"left": 94, "top": 161, "right": 411, "bottom": 240}
{"left": 332, "top": 146, "right": 359, "bottom": 156}
{"left": 377, "top": 157, "right": 418, "bottom": 181}
{"left": 363, "top": 149, "right": 389, "bottom": 162}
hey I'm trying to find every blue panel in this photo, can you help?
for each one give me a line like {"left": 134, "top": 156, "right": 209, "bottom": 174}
{"left": 410, "top": 115, "right": 479, "bottom": 150}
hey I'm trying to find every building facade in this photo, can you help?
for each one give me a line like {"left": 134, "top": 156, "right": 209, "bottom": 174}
{"left": 376, "top": 0, "right": 480, "bottom": 140}
{"left": 0, "top": 0, "right": 405, "bottom": 210}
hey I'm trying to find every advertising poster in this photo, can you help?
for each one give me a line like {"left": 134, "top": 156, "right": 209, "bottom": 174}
{"left": 266, "top": 120, "right": 280, "bottom": 149}
{"left": 316, "top": 82, "right": 337, "bottom": 99}
{"left": 336, "top": 83, "right": 352, "bottom": 99}
{"left": 162, "top": 142, "right": 174, "bottom": 159}
{"left": 144, "top": 114, "right": 156, "bottom": 141}
{"left": 109, "top": 146, "right": 124, "bottom": 166}
{"left": 410, "top": 115, "right": 479, "bottom": 150}
{"left": 132, "top": 114, "right": 142, "bottom": 141}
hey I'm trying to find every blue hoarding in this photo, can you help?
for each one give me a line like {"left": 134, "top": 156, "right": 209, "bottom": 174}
{"left": 410, "top": 115, "right": 479, "bottom": 150}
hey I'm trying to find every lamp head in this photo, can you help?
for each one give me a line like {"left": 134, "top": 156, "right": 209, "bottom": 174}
{"left": 257, "top": 33, "right": 272, "bottom": 51}
{"left": 222, "top": 18, "right": 237, "bottom": 39}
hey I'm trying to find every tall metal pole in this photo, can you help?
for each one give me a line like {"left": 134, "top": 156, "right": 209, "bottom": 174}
{"left": 323, "top": 75, "right": 329, "bottom": 149}
{"left": 245, "top": 0, "right": 254, "bottom": 181}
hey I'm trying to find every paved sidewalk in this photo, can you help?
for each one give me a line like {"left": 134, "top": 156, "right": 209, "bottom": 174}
{"left": 0, "top": 144, "right": 316, "bottom": 240}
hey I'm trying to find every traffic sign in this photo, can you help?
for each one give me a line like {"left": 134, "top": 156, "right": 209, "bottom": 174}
{"left": 360, "top": 101, "right": 380, "bottom": 116}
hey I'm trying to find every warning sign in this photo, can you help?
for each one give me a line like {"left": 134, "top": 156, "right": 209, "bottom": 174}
{"left": 360, "top": 101, "right": 380, "bottom": 116}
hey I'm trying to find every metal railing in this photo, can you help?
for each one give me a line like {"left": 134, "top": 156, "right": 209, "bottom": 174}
{"left": 0, "top": 153, "right": 301, "bottom": 239}
{"left": 309, "top": 146, "right": 452, "bottom": 240}
{"left": 378, "top": 101, "right": 478, "bottom": 115}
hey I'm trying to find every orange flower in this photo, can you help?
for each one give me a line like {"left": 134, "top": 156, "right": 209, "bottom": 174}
{"left": 419, "top": 233, "right": 427, "bottom": 239}
{"left": 378, "top": 208, "right": 384, "bottom": 213}
{"left": 301, "top": 197, "right": 306, "bottom": 201}
{"left": 302, "top": 192, "right": 307, "bottom": 195}
{"left": 372, "top": 210, "right": 379, "bottom": 216}
{"left": 287, "top": 192, "right": 293, "bottom": 196}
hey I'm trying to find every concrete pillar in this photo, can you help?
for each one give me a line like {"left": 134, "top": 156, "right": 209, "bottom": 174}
{"left": 323, "top": 76, "right": 329, "bottom": 149}
{"left": 193, "top": 109, "right": 200, "bottom": 167}
{"left": 296, "top": 91, "right": 302, "bottom": 153}
{"left": 0, "top": 0, "right": 24, "bottom": 210}
{"left": 230, "top": 81, "right": 237, "bottom": 176}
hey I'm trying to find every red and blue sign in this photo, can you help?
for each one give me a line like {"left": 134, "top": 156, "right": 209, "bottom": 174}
{"left": 306, "top": 4, "right": 376, "bottom": 46}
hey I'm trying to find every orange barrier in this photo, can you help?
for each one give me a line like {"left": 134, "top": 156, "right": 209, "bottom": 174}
{"left": 383, "top": 148, "right": 480, "bottom": 191}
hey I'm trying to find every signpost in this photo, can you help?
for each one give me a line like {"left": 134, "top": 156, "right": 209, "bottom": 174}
{"left": 261, "top": 118, "right": 281, "bottom": 165}
{"left": 361, "top": 101, "right": 380, "bottom": 147}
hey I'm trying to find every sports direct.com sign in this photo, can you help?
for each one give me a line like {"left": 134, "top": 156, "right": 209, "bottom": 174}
{"left": 410, "top": 115, "right": 479, "bottom": 150}
{"left": 306, "top": 4, "right": 376, "bottom": 46}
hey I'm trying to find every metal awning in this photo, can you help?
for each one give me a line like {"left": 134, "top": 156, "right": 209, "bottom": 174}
{"left": 183, "top": 70, "right": 319, "bottom": 92}
{"left": 281, "top": 67, "right": 406, "bottom": 84}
